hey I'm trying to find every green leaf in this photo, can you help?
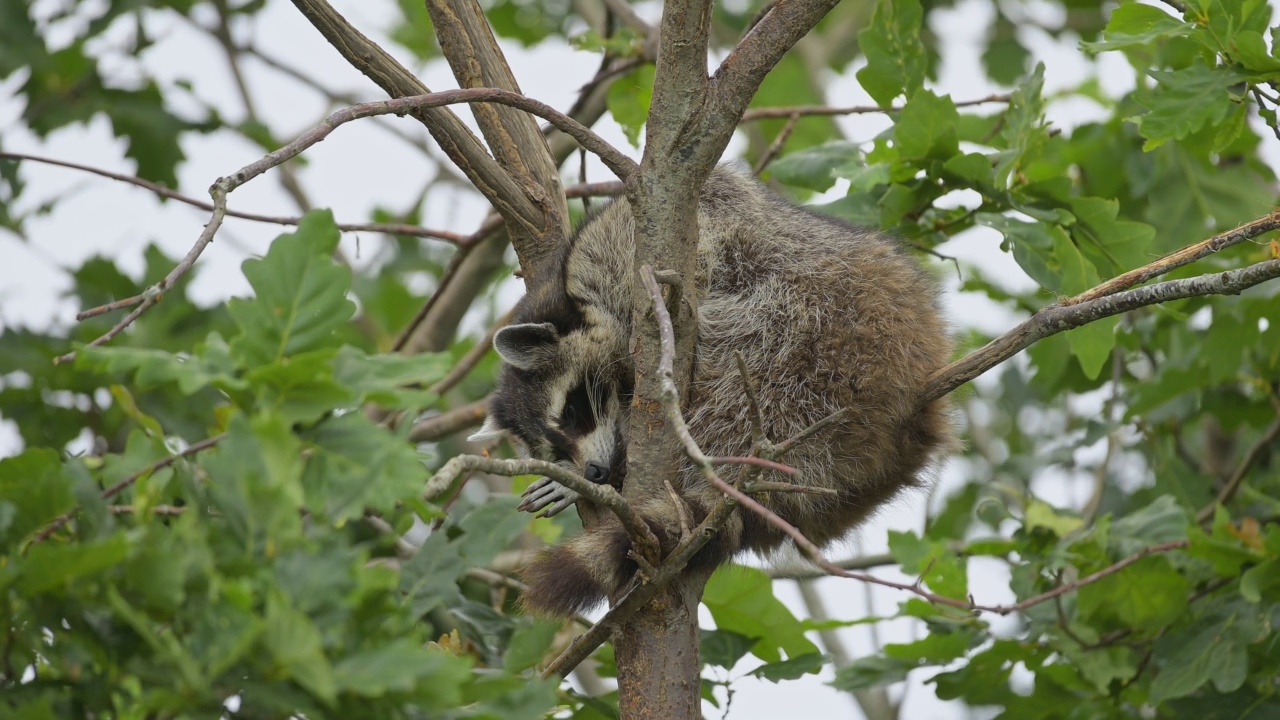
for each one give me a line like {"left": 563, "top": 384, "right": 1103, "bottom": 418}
{"left": 983, "top": 16, "right": 1030, "bottom": 85}
{"left": 749, "top": 652, "right": 827, "bottom": 682}
{"left": 228, "top": 211, "right": 356, "bottom": 366}
{"left": 895, "top": 89, "right": 959, "bottom": 161}
{"left": 701, "top": 629, "right": 759, "bottom": 669}
{"left": 607, "top": 64, "right": 655, "bottom": 148}
{"left": 856, "top": 0, "right": 926, "bottom": 105}
{"left": 1231, "top": 30, "right": 1280, "bottom": 72}
{"left": 974, "top": 212, "right": 1062, "bottom": 291}
{"left": 504, "top": 619, "right": 559, "bottom": 673}
{"left": 1131, "top": 63, "right": 1248, "bottom": 151}
{"left": 888, "top": 530, "right": 968, "bottom": 599}
{"left": 771, "top": 141, "right": 863, "bottom": 192}
{"left": 703, "top": 565, "right": 819, "bottom": 663}
{"left": 300, "top": 413, "right": 427, "bottom": 521}
{"left": 1149, "top": 612, "right": 1254, "bottom": 703}
{"left": 995, "top": 64, "right": 1048, "bottom": 186}
{"left": 332, "top": 345, "right": 450, "bottom": 408}
{"left": 265, "top": 593, "right": 337, "bottom": 706}
{"left": 1066, "top": 196, "right": 1155, "bottom": 276}
{"left": 882, "top": 629, "right": 978, "bottom": 663}
{"left": 1082, "top": 4, "right": 1192, "bottom": 52}
{"left": 78, "top": 336, "right": 248, "bottom": 396}
{"left": 0, "top": 449, "right": 76, "bottom": 545}
{"left": 1076, "top": 555, "right": 1190, "bottom": 632}
{"left": 831, "top": 655, "right": 916, "bottom": 691}
{"left": 1109, "top": 495, "right": 1189, "bottom": 552}
{"left": 334, "top": 641, "right": 470, "bottom": 698}
{"left": 1240, "top": 559, "right": 1280, "bottom": 602}
{"left": 1052, "top": 232, "right": 1115, "bottom": 379}
{"left": 19, "top": 534, "right": 131, "bottom": 595}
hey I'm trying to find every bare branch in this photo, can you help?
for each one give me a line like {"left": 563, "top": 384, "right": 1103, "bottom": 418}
{"left": 429, "top": 308, "right": 516, "bottom": 397}
{"left": 55, "top": 189, "right": 229, "bottom": 364}
{"left": 0, "top": 152, "right": 479, "bottom": 251}
{"left": 214, "top": 89, "right": 636, "bottom": 187}
{"left": 708, "top": 456, "right": 798, "bottom": 476}
{"left": 29, "top": 435, "right": 225, "bottom": 546}
{"left": 423, "top": 455, "right": 662, "bottom": 558}
{"left": 740, "top": 94, "right": 1012, "bottom": 121}
{"left": 425, "top": 0, "right": 571, "bottom": 267}
{"left": 1064, "top": 211, "right": 1280, "bottom": 306}
{"left": 710, "top": 0, "right": 841, "bottom": 126}
{"left": 922, "top": 257, "right": 1280, "bottom": 406}
{"left": 408, "top": 397, "right": 489, "bottom": 443}
{"left": 566, "top": 180, "right": 626, "bottom": 199}
{"left": 290, "top": 0, "right": 543, "bottom": 236}
{"left": 752, "top": 112, "right": 799, "bottom": 175}
{"left": 603, "top": 0, "right": 656, "bottom": 39}
{"left": 58, "top": 88, "right": 633, "bottom": 361}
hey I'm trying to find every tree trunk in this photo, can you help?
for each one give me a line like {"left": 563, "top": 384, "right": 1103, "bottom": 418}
{"left": 614, "top": 576, "right": 708, "bottom": 720}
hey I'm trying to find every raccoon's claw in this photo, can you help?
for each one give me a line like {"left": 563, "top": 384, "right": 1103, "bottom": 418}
{"left": 518, "top": 478, "right": 580, "bottom": 516}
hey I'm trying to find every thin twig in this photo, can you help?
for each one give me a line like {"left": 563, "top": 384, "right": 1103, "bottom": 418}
{"left": 428, "top": 308, "right": 516, "bottom": 396}
{"left": 364, "top": 513, "right": 419, "bottom": 557}
{"left": 708, "top": 456, "right": 798, "bottom": 476}
{"left": 54, "top": 190, "right": 230, "bottom": 364}
{"left": 752, "top": 112, "right": 799, "bottom": 175}
{"left": 107, "top": 504, "right": 188, "bottom": 516}
{"left": 1196, "top": 414, "right": 1280, "bottom": 523}
{"left": 739, "top": 94, "right": 1012, "bottom": 121}
{"left": 409, "top": 397, "right": 489, "bottom": 443}
{"left": 424, "top": 455, "right": 661, "bottom": 558}
{"left": 744, "top": 480, "right": 837, "bottom": 496}
{"left": 733, "top": 351, "right": 767, "bottom": 449}
{"left": 29, "top": 434, "right": 225, "bottom": 546}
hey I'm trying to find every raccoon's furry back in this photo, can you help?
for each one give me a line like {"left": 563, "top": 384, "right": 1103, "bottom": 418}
{"left": 502, "top": 167, "right": 953, "bottom": 616}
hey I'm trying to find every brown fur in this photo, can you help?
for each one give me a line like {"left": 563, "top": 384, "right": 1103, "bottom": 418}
{"left": 473, "top": 167, "right": 954, "bottom": 617}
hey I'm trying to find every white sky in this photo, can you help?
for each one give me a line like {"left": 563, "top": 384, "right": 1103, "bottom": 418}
{"left": 2, "top": 1, "right": 1276, "bottom": 718}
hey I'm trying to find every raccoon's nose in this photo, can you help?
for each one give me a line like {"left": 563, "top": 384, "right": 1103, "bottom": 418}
{"left": 585, "top": 462, "right": 610, "bottom": 484}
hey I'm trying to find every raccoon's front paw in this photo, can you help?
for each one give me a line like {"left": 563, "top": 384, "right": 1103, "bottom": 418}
{"left": 517, "top": 478, "right": 579, "bottom": 517}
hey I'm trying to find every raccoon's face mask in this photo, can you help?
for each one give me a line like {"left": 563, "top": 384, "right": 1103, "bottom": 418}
{"left": 469, "top": 322, "right": 631, "bottom": 516}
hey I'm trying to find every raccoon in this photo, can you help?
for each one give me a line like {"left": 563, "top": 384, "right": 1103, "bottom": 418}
{"left": 470, "top": 166, "right": 953, "bottom": 617}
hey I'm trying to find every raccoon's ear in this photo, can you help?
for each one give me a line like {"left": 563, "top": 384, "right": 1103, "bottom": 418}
{"left": 468, "top": 416, "right": 508, "bottom": 443}
{"left": 494, "top": 322, "right": 559, "bottom": 370}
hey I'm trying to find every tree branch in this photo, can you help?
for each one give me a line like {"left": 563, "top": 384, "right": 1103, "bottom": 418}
{"left": 425, "top": 0, "right": 571, "bottom": 272}
{"left": 710, "top": 0, "right": 841, "bottom": 129}
{"left": 1063, "top": 211, "right": 1280, "bottom": 306}
{"left": 423, "top": 456, "right": 661, "bottom": 559}
{"left": 740, "top": 93, "right": 1012, "bottom": 121}
{"left": 0, "top": 151, "right": 478, "bottom": 252}
{"left": 28, "top": 434, "right": 225, "bottom": 546}
{"left": 1196, "top": 413, "right": 1280, "bottom": 523}
{"left": 289, "top": 0, "right": 543, "bottom": 238}
{"left": 921, "top": 257, "right": 1280, "bottom": 406}
{"left": 56, "top": 88, "right": 636, "bottom": 362}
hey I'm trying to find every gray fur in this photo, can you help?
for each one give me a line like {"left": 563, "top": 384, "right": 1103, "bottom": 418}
{"left": 480, "top": 166, "right": 955, "bottom": 616}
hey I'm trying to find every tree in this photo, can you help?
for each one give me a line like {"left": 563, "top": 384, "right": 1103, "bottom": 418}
{"left": 2, "top": 0, "right": 1279, "bottom": 718}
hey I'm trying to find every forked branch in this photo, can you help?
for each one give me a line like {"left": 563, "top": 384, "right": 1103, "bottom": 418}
{"left": 56, "top": 88, "right": 636, "bottom": 363}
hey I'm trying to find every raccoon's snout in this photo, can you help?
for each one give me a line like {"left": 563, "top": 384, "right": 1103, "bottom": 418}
{"left": 585, "top": 462, "right": 609, "bottom": 484}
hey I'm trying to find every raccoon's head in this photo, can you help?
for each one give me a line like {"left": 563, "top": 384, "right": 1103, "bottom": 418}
{"left": 468, "top": 286, "right": 634, "bottom": 491}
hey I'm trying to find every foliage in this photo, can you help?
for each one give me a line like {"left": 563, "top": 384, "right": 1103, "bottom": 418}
{"left": 2, "top": 0, "right": 1280, "bottom": 719}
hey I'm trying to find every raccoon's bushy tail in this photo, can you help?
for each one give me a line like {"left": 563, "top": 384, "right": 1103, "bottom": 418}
{"left": 518, "top": 496, "right": 742, "bottom": 617}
